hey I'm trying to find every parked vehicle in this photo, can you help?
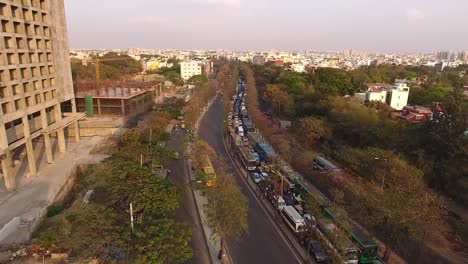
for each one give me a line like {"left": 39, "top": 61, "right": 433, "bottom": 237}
{"left": 250, "top": 172, "right": 263, "bottom": 183}
{"left": 304, "top": 237, "right": 328, "bottom": 263}
{"left": 281, "top": 205, "right": 308, "bottom": 240}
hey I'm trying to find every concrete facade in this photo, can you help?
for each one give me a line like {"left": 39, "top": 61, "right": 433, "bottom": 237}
{"left": 0, "top": 0, "right": 83, "bottom": 192}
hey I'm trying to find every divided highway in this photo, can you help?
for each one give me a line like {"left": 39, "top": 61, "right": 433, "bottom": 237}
{"left": 198, "top": 96, "right": 302, "bottom": 264}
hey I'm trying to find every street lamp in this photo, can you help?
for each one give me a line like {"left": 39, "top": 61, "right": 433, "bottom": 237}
{"left": 374, "top": 157, "right": 388, "bottom": 189}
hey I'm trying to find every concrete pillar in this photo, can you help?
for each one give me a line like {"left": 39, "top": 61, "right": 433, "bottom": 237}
{"left": 1, "top": 151, "right": 15, "bottom": 192}
{"left": 57, "top": 128, "right": 66, "bottom": 153}
{"left": 22, "top": 116, "right": 37, "bottom": 177}
{"left": 97, "top": 99, "right": 102, "bottom": 115}
{"left": 121, "top": 99, "right": 125, "bottom": 116}
{"left": 73, "top": 121, "right": 80, "bottom": 143}
{"left": 71, "top": 99, "right": 80, "bottom": 143}
{"left": 43, "top": 133, "right": 53, "bottom": 163}
{"left": 40, "top": 109, "right": 53, "bottom": 163}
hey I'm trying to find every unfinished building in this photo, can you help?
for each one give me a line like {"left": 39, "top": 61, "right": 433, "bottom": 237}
{"left": 74, "top": 80, "right": 163, "bottom": 117}
{"left": 0, "top": 0, "right": 84, "bottom": 192}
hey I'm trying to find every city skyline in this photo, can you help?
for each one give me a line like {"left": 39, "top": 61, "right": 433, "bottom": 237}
{"left": 65, "top": 0, "right": 468, "bottom": 52}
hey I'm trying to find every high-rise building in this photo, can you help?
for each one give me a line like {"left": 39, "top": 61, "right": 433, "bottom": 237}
{"left": 0, "top": 0, "right": 83, "bottom": 191}
{"left": 458, "top": 51, "right": 468, "bottom": 62}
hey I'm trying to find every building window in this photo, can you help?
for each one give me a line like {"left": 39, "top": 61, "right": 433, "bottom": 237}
{"left": 2, "top": 102, "right": 12, "bottom": 114}
{"left": 32, "top": 67, "right": 40, "bottom": 77}
{"left": 32, "top": 10, "right": 39, "bottom": 22}
{"left": 20, "top": 67, "right": 30, "bottom": 78}
{"left": 36, "top": 39, "right": 43, "bottom": 49}
{"left": 34, "top": 24, "right": 41, "bottom": 35}
{"left": 41, "top": 13, "right": 47, "bottom": 24}
{"left": 48, "top": 66, "right": 54, "bottom": 74}
{"left": 39, "top": 53, "right": 45, "bottom": 63}
{"left": 24, "top": 82, "right": 33, "bottom": 92}
{"left": 29, "top": 52, "right": 37, "bottom": 63}
{"left": 7, "top": 53, "right": 17, "bottom": 64}
{"left": 22, "top": 8, "right": 31, "bottom": 21}
{"left": 11, "top": 5, "right": 20, "bottom": 19}
{"left": 0, "top": 86, "right": 8, "bottom": 98}
{"left": 40, "top": 0, "right": 46, "bottom": 10}
{"left": 43, "top": 26, "right": 49, "bottom": 37}
{"left": 27, "top": 38, "right": 35, "bottom": 49}
{"left": 19, "top": 52, "right": 27, "bottom": 64}
{"left": 26, "top": 96, "right": 34, "bottom": 107}
{"left": 33, "top": 80, "right": 41, "bottom": 90}
{"left": 4, "top": 36, "right": 14, "bottom": 49}
{"left": 12, "top": 84, "right": 23, "bottom": 95}
{"left": 9, "top": 68, "right": 18, "bottom": 80}
{"left": 13, "top": 22, "right": 23, "bottom": 34}
{"left": 0, "top": 3, "right": 6, "bottom": 16}
{"left": 15, "top": 99, "right": 25, "bottom": 110}
{"left": 16, "top": 37, "right": 25, "bottom": 49}
{"left": 1, "top": 20, "right": 11, "bottom": 33}
{"left": 35, "top": 93, "right": 41, "bottom": 103}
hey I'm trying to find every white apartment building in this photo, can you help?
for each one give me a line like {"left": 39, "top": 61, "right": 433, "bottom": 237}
{"left": 357, "top": 81, "right": 409, "bottom": 110}
{"left": 291, "top": 64, "right": 306, "bottom": 73}
{"left": 180, "top": 61, "right": 202, "bottom": 81}
{"left": 387, "top": 81, "right": 410, "bottom": 110}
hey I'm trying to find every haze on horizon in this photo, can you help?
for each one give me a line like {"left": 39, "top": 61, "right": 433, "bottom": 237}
{"left": 65, "top": 0, "right": 468, "bottom": 52}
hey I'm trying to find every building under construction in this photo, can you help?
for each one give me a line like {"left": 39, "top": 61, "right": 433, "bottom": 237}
{"left": 74, "top": 80, "right": 163, "bottom": 117}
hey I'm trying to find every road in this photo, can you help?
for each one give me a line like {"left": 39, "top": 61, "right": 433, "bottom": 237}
{"left": 166, "top": 128, "right": 212, "bottom": 264}
{"left": 198, "top": 96, "right": 301, "bottom": 264}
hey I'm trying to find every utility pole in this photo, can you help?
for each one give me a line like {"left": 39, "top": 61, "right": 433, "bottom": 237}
{"left": 374, "top": 157, "right": 388, "bottom": 189}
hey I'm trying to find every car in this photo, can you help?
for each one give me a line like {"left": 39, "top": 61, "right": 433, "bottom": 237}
{"left": 304, "top": 237, "right": 328, "bottom": 263}
{"left": 250, "top": 172, "right": 262, "bottom": 183}
{"left": 260, "top": 172, "right": 269, "bottom": 180}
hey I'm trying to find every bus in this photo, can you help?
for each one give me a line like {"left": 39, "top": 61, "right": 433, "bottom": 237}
{"left": 312, "top": 154, "right": 341, "bottom": 171}
{"left": 317, "top": 218, "right": 359, "bottom": 264}
{"left": 202, "top": 157, "right": 216, "bottom": 187}
{"left": 323, "top": 208, "right": 378, "bottom": 264}
{"left": 238, "top": 146, "right": 258, "bottom": 171}
{"left": 281, "top": 205, "right": 308, "bottom": 235}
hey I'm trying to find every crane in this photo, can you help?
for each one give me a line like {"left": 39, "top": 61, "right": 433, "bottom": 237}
{"left": 94, "top": 54, "right": 135, "bottom": 81}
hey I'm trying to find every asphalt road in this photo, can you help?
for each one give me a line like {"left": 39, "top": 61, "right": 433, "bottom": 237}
{"left": 166, "top": 128, "right": 212, "bottom": 264}
{"left": 198, "top": 96, "right": 301, "bottom": 264}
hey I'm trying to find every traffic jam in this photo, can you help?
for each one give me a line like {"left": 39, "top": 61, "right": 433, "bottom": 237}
{"left": 226, "top": 77, "right": 382, "bottom": 264}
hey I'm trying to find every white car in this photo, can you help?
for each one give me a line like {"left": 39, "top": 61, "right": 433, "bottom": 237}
{"left": 250, "top": 172, "right": 262, "bottom": 183}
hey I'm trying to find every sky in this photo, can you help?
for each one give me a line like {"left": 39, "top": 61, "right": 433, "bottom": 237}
{"left": 64, "top": 0, "right": 468, "bottom": 52}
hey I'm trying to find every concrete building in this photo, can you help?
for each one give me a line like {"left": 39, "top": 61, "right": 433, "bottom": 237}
{"left": 386, "top": 80, "right": 410, "bottom": 110}
{"left": 365, "top": 83, "right": 391, "bottom": 103}
{"left": 0, "top": 0, "right": 84, "bottom": 192}
{"left": 291, "top": 63, "right": 306, "bottom": 73}
{"left": 252, "top": 55, "right": 266, "bottom": 65}
{"left": 180, "top": 61, "right": 202, "bottom": 81}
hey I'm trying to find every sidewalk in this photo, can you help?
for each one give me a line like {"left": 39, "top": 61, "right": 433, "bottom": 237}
{"left": 0, "top": 136, "right": 108, "bottom": 243}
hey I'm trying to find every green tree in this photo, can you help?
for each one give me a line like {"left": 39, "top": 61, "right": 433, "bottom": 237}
{"left": 187, "top": 74, "right": 209, "bottom": 85}
{"left": 164, "top": 71, "right": 184, "bottom": 86}
{"left": 133, "top": 220, "right": 193, "bottom": 264}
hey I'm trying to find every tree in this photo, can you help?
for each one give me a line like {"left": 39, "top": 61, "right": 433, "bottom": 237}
{"left": 133, "top": 220, "right": 193, "bottom": 264}
{"left": 296, "top": 117, "right": 330, "bottom": 148}
{"left": 164, "top": 71, "right": 184, "bottom": 86}
{"left": 191, "top": 140, "right": 216, "bottom": 170}
{"left": 264, "top": 84, "right": 290, "bottom": 116}
{"left": 140, "top": 112, "right": 171, "bottom": 131}
{"left": 205, "top": 173, "right": 248, "bottom": 258}
{"left": 187, "top": 74, "right": 209, "bottom": 85}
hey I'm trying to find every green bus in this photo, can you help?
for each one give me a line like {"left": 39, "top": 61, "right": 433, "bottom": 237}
{"left": 323, "top": 208, "right": 378, "bottom": 264}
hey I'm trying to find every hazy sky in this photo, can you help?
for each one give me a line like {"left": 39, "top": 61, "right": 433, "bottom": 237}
{"left": 65, "top": 0, "right": 468, "bottom": 52}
